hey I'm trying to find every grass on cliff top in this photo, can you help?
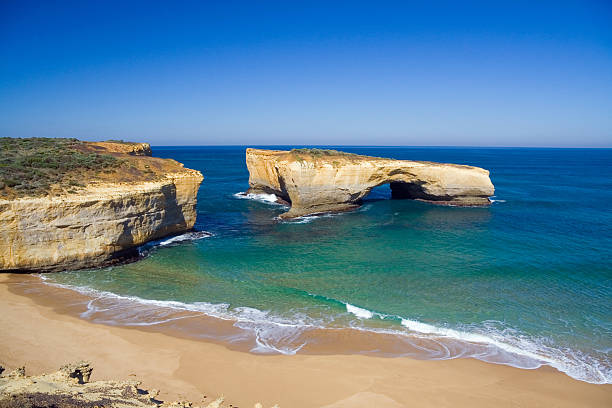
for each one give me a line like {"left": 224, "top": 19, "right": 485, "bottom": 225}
{"left": 290, "top": 148, "right": 359, "bottom": 157}
{"left": 0, "top": 137, "right": 124, "bottom": 197}
{"left": 289, "top": 148, "right": 362, "bottom": 163}
{"left": 103, "top": 139, "right": 136, "bottom": 144}
{"left": 290, "top": 148, "right": 370, "bottom": 167}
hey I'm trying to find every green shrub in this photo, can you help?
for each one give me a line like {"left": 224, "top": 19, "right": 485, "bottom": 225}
{"left": 290, "top": 148, "right": 358, "bottom": 158}
{"left": 0, "top": 137, "right": 122, "bottom": 197}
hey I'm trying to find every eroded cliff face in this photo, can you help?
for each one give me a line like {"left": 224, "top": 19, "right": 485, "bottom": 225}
{"left": 246, "top": 148, "right": 494, "bottom": 218}
{"left": 0, "top": 141, "right": 203, "bottom": 272}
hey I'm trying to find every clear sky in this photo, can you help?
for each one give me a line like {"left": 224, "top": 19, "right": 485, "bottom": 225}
{"left": 1, "top": 1, "right": 611, "bottom": 147}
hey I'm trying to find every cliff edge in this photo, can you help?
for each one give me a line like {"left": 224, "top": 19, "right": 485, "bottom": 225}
{"left": 246, "top": 148, "right": 494, "bottom": 218}
{"left": 0, "top": 138, "right": 203, "bottom": 272}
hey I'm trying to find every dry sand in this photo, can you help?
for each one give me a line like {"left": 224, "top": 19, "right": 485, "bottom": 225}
{"left": 1, "top": 274, "right": 610, "bottom": 407}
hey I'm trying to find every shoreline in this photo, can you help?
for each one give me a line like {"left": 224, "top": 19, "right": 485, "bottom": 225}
{"left": 30, "top": 268, "right": 608, "bottom": 384}
{"left": 1, "top": 274, "right": 611, "bottom": 407}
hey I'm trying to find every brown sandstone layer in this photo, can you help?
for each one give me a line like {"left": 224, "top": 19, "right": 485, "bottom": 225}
{"left": 246, "top": 148, "right": 495, "bottom": 218}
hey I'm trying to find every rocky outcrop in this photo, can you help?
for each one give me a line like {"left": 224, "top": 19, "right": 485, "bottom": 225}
{"left": 0, "top": 141, "right": 203, "bottom": 272}
{"left": 86, "top": 141, "right": 153, "bottom": 156}
{"left": 0, "top": 362, "right": 274, "bottom": 408}
{"left": 0, "top": 362, "right": 162, "bottom": 408}
{"left": 246, "top": 148, "right": 494, "bottom": 218}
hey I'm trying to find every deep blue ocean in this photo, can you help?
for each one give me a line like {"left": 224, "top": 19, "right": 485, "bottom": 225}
{"left": 44, "top": 147, "right": 612, "bottom": 384}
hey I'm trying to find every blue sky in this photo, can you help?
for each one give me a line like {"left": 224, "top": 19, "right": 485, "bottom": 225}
{"left": 1, "top": 1, "right": 611, "bottom": 147}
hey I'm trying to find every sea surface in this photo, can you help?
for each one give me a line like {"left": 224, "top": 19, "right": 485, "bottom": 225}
{"left": 42, "top": 146, "right": 612, "bottom": 384}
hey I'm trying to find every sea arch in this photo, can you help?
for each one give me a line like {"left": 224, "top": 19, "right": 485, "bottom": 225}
{"left": 245, "top": 148, "right": 495, "bottom": 218}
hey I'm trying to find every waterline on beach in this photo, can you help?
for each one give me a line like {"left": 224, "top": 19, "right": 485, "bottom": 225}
{"left": 37, "top": 274, "right": 612, "bottom": 384}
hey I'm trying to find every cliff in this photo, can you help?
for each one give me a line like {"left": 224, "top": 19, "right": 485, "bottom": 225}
{"left": 0, "top": 139, "right": 203, "bottom": 272}
{"left": 246, "top": 148, "right": 494, "bottom": 218}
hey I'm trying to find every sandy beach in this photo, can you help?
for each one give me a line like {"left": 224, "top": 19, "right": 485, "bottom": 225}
{"left": 3, "top": 2, "right": 611, "bottom": 406}
{"left": 1, "top": 274, "right": 610, "bottom": 407}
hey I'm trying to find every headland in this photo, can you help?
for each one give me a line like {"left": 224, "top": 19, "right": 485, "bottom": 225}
{"left": 0, "top": 138, "right": 203, "bottom": 271}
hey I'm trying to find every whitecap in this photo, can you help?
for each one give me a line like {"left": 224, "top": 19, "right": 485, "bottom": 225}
{"left": 234, "top": 192, "right": 286, "bottom": 205}
{"left": 36, "top": 276, "right": 612, "bottom": 384}
{"left": 158, "top": 231, "right": 212, "bottom": 246}
{"left": 346, "top": 303, "right": 374, "bottom": 319}
{"left": 279, "top": 212, "right": 340, "bottom": 224}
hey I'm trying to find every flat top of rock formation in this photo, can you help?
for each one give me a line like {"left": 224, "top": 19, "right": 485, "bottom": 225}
{"left": 0, "top": 138, "right": 195, "bottom": 199}
{"left": 247, "top": 147, "right": 485, "bottom": 171}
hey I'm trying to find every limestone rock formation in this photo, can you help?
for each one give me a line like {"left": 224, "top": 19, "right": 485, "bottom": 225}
{"left": 246, "top": 148, "right": 494, "bottom": 218}
{"left": 0, "top": 140, "right": 203, "bottom": 272}
{"left": 0, "top": 362, "right": 162, "bottom": 408}
{"left": 86, "top": 141, "right": 153, "bottom": 156}
{"left": 0, "top": 363, "right": 276, "bottom": 408}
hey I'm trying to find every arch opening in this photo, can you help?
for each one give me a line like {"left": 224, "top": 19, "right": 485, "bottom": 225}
{"left": 362, "top": 183, "right": 392, "bottom": 201}
{"left": 361, "top": 180, "right": 433, "bottom": 203}
{"left": 390, "top": 181, "right": 431, "bottom": 200}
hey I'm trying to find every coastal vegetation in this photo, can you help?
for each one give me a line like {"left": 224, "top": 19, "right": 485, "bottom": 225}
{"left": 290, "top": 148, "right": 358, "bottom": 158}
{"left": 290, "top": 148, "right": 361, "bottom": 164}
{"left": 0, "top": 137, "right": 122, "bottom": 197}
{"left": 0, "top": 137, "right": 169, "bottom": 199}
{"left": 290, "top": 148, "right": 357, "bottom": 156}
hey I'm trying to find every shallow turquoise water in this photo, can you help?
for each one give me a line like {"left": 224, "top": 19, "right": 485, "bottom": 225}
{"left": 45, "top": 147, "right": 612, "bottom": 383}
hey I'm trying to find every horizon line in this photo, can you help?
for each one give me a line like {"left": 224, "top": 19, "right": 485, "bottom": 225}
{"left": 149, "top": 144, "right": 612, "bottom": 149}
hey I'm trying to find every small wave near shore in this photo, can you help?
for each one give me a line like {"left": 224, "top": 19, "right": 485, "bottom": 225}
{"left": 33, "top": 276, "right": 612, "bottom": 385}
{"left": 137, "top": 231, "right": 212, "bottom": 256}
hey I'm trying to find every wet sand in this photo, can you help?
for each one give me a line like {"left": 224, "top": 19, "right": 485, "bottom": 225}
{"left": 1, "top": 274, "right": 611, "bottom": 407}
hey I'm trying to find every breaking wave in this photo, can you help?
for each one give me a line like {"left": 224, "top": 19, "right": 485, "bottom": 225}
{"left": 234, "top": 192, "right": 286, "bottom": 205}
{"left": 136, "top": 231, "right": 212, "bottom": 256}
{"left": 36, "top": 277, "right": 611, "bottom": 384}
{"left": 158, "top": 231, "right": 213, "bottom": 246}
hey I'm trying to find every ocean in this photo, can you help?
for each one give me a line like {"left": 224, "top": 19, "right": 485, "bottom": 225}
{"left": 41, "top": 146, "right": 612, "bottom": 384}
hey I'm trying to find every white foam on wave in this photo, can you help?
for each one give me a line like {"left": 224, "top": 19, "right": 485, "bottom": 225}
{"left": 158, "top": 231, "right": 212, "bottom": 246}
{"left": 280, "top": 215, "right": 320, "bottom": 224}
{"left": 234, "top": 192, "right": 285, "bottom": 205}
{"left": 279, "top": 212, "right": 340, "bottom": 224}
{"left": 38, "top": 276, "right": 322, "bottom": 355}
{"left": 346, "top": 303, "right": 374, "bottom": 319}
{"left": 399, "top": 318, "right": 554, "bottom": 366}
{"left": 136, "top": 231, "right": 212, "bottom": 256}
{"left": 233, "top": 307, "right": 309, "bottom": 355}
{"left": 36, "top": 276, "right": 612, "bottom": 384}
{"left": 490, "top": 196, "right": 506, "bottom": 204}
{"left": 337, "top": 299, "right": 611, "bottom": 384}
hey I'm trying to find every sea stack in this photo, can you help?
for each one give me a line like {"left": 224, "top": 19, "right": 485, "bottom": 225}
{"left": 0, "top": 139, "right": 203, "bottom": 271}
{"left": 246, "top": 148, "right": 494, "bottom": 218}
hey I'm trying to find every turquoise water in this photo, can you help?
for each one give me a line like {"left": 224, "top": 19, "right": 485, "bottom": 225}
{"left": 45, "top": 147, "right": 612, "bottom": 384}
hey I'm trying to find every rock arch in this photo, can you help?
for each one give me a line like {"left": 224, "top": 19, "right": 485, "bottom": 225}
{"left": 246, "top": 148, "right": 495, "bottom": 218}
